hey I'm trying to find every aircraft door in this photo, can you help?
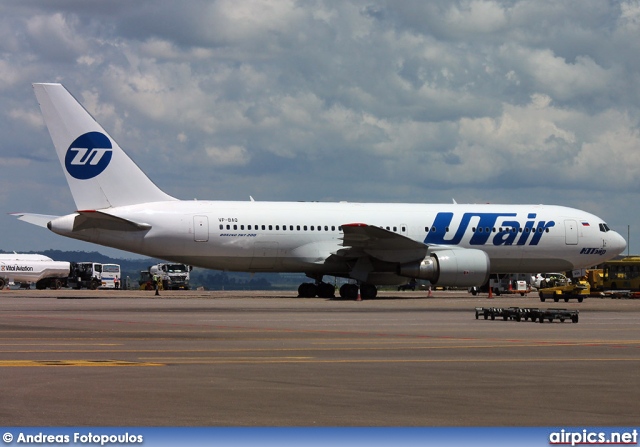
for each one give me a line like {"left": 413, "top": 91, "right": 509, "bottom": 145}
{"left": 193, "top": 215, "right": 209, "bottom": 242}
{"left": 564, "top": 219, "right": 578, "bottom": 245}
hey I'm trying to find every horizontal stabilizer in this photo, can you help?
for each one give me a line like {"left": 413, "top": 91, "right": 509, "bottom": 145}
{"left": 10, "top": 213, "right": 60, "bottom": 228}
{"left": 72, "top": 210, "right": 152, "bottom": 232}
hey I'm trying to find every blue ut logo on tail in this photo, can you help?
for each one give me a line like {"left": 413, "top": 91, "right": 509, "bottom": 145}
{"left": 65, "top": 132, "right": 113, "bottom": 180}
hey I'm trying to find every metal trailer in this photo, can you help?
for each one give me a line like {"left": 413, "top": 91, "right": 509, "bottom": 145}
{"left": 475, "top": 306, "right": 579, "bottom": 323}
{"left": 596, "top": 290, "right": 640, "bottom": 299}
{"left": 533, "top": 308, "right": 579, "bottom": 323}
{"left": 474, "top": 307, "right": 523, "bottom": 321}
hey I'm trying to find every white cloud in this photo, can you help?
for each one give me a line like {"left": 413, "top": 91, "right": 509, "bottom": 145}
{"left": 9, "top": 108, "right": 44, "bottom": 129}
{"left": 25, "top": 13, "right": 87, "bottom": 61}
{"left": 205, "top": 145, "right": 250, "bottom": 166}
{"left": 444, "top": 0, "right": 508, "bottom": 34}
{"left": 1, "top": 1, "right": 640, "bottom": 252}
{"left": 207, "top": 0, "right": 303, "bottom": 44}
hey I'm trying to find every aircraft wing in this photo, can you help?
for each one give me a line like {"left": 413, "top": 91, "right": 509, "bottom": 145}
{"left": 339, "top": 223, "right": 428, "bottom": 263}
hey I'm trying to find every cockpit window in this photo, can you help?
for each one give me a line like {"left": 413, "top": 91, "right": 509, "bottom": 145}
{"left": 599, "top": 223, "right": 611, "bottom": 232}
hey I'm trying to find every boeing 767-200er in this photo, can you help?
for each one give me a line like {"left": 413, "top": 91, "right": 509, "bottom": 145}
{"left": 13, "top": 83, "right": 626, "bottom": 298}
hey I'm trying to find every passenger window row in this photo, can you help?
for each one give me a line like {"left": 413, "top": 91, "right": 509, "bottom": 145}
{"left": 424, "top": 226, "right": 550, "bottom": 234}
{"left": 218, "top": 224, "right": 408, "bottom": 233}
{"left": 220, "top": 224, "right": 341, "bottom": 232}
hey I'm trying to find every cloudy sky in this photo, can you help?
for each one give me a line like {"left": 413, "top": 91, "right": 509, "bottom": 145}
{"left": 1, "top": 0, "right": 639, "bottom": 257}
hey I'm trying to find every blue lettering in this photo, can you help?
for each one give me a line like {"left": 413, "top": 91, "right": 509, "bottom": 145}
{"left": 424, "top": 212, "right": 554, "bottom": 246}
{"left": 492, "top": 222, "right": 519, "bottom": 246}
{"left": 425, "top": 212, "right": 457, "bottom": 243}
{"left": 516, "top": 214, "right": 537, "bottom": 245}
{"left": 580, "top": 248, "right": 606, "bottom": 256}
{"left": 529, "top": 220, "right": 555, "bottom": 245}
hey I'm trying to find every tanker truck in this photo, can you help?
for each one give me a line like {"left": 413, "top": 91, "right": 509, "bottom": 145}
{"left": 140, "top": 263, "right": 191, "bottom": 290}
{"left": 0, "top": 253, "right": 70, "bottom": 289}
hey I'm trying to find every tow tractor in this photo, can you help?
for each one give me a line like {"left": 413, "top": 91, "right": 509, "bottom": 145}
{"left": 538, "top": 278, "right": 590, "bottom": 303}
{"left": 475, "top": 306, "right": 579, "bottom": 323}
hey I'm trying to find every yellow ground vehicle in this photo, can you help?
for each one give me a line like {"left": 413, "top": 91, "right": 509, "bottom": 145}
{"left": 538, "top": 278, "right": 590, "bottom": 303}
{"left": 585, "top": 268, "right": 603, "bottom": 291}
{"left": 602, "top": 257, "right": 640, "bottom": 291}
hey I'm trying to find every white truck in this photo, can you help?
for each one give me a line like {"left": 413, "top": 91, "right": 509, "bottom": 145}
{"left": 146, "top": 263, "right": 191, "bottom": 290}
{"left": 0, "top": 253, "right": 70, "bottom": 290}
{"left": 67, "top": 262, "right": 103, "bottom": 290}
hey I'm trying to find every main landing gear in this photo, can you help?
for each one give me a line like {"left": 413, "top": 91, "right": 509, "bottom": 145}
{"left": 298, "top": 281, "right": 336, "bottom": 298}
{"left": 339, "top": 283, "right": 377, "bottom": 299}
{"left": 297, "top": 280, "right": 378, "bottom": 299}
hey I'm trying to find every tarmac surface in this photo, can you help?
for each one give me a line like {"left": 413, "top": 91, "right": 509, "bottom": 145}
{"left": 0, "top": 288, "right": 639, "bottom": 426}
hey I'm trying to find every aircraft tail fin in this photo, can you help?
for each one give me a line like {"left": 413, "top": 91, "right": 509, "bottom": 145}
{"left": 33, "top": 83, "right": 176, "bottom": 210}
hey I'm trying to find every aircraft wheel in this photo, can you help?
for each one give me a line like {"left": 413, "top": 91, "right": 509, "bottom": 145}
{"left": 297, "top": 283, "right": 317, "bottom": 298}
{"left": 360, "top": 283, "right": 377, "bottom": 299}
{"left": 339, "top": 284, "right": 358, "bottom": 299}
{"left": 0, "top": 278, "right": 5, "bottom": 289}
{"left": 317, "top": 282, "right": 335, "bottom": 298}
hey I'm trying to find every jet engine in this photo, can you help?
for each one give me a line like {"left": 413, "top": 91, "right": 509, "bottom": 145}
{"left": 398, "top": 248, "right": 490, "bottom": 287}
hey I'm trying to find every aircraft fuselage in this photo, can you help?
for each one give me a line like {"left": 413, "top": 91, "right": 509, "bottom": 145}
{"left": 48, "top": 200, "right": 623, "bottom": 278}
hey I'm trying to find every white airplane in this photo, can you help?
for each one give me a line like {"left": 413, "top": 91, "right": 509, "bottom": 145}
{"left": 13, "top": 83, "right": 627, "bottom": 298}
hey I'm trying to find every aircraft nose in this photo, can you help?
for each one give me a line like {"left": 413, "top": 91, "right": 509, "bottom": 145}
{"left": 609, "top": 231, "right": 627, "bottom": 256}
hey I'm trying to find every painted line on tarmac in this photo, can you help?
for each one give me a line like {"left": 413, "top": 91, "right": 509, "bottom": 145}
{"left": 140, "top": 356, "right": 640, "bottom": 365}
{"left": 0, "top": 359, "right": 164, "bottom": 367}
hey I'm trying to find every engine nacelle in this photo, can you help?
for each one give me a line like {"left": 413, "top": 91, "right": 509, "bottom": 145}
{"left": 398, "top": 249, "right": 490, "bottom": 287}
